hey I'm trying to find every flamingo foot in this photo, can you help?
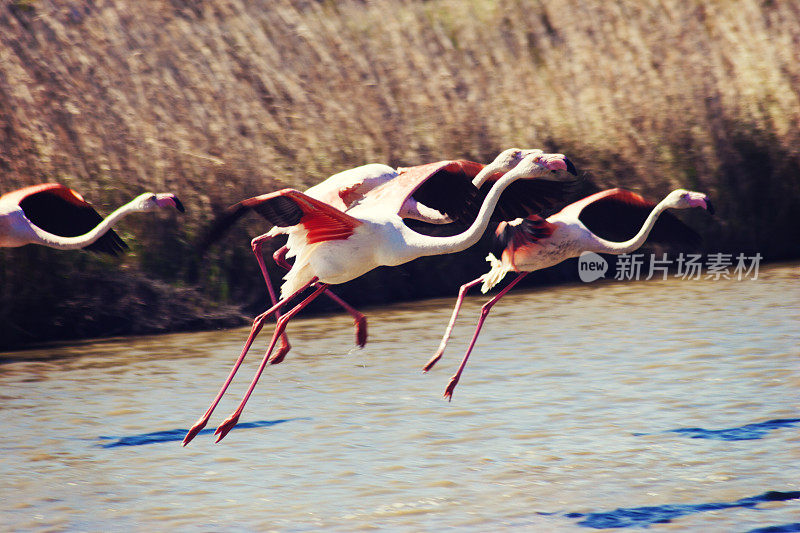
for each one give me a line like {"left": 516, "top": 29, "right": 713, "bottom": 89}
{"left": 443, "top": 375, "right": 460, "bottom": 402}
{"left": 214, "top": 412, "right": 241, "bottom": 443}
{"left": 182, "top": 417, "right": 208, "bottom": 446}
{"left": 269, "top": 340, "right": 291, "bottom": 365}
{"left": 355, "top": 316, "right": 368, "bottom": 348}
{"left": 423, "top": 351, "right": 443, "bottom": 373}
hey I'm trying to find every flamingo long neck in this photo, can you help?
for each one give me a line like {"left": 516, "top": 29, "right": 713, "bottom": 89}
{"left": 589, "top": 197, "right": 673, "bottom": 254}
{"left": 470, "top": 163, "right": 503, "bottom": 188}
{"left": 404, "top": 169, "right": 527, "bottom": 258}
{"left": 28, "top": 200, "right": 143, "bottom": 250}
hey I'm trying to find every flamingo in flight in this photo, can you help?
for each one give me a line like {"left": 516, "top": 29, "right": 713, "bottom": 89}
{"left": 0, "top": 184, "right": 184, "bottom": 253}
{"left": 201, "top": 163, "right": 403, "bottom": 365}
{"left": 184, "top": 150, "right": 578, "bottom": 444}
{"left": 423, "top": 187, "right": 714, "bottom": 400}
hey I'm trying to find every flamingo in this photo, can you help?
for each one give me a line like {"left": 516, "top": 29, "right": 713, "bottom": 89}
{"left": 184, "top": 150, "right": 578, "bottom": 444}
{"left": 423, "top": 187, "right": 714, "bottom": 400}
{"left": 201, "top": 163, "right": 403, "bottom": 366}
{"left": 0, "top": 184, "right": 184, "bottom": 253}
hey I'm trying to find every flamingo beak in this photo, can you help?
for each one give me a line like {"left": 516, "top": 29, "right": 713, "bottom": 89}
{"left": 565, "top": 158, "right": 578, "bottom": 176}
{"left": 156, "top": 193, "right": 185, "bottom": 213}
{"left": 685, "top": 192, "right": 713, "bottom": 215}
{"left": 540, "top": 154, "right": 578, "bottom": 175}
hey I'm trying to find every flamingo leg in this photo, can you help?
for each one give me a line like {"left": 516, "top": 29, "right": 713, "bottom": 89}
{"left": 252, "top": 235, "right": 291, "bottom": 363}
{"left": 272, "top": 245, "right": 367, "bottom": 356}
{"left": 214, "top": 283, "right": 329, "bottom": 443}
{"left": 423, "top": 276, "right": 484, "bottom": 372}
{"left": 182, "top": 277, "right": 319, "bottom": 446}
{"left": 320, "top": 290, "right": 368, "bottom": 350}
{"left": 443, "top": 272, "right": 529, "bottom": 401}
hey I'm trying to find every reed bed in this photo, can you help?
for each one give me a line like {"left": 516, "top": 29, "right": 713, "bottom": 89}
{"left": 1, "top": 0, "right": 798, "bottom": 347}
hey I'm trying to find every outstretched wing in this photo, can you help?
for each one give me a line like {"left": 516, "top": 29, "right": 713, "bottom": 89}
{"left": 478, "top": 158, "right": 580, "bottom": 222}
{"left": 267, "top": 189, "right": 363, "bottom": 244}
{"left": 574, "top": 188, "right": 701, "bottom": 246}
{"left": 10, "top": 183, "right": 127, "bottom": 255}
{"left": 366, "top": 160, "right": 483, "bottom": 224}
{"left": 201, "top": 189, "right": 362, "bottom": 251}
{"left": 306, "top": 163, "right": 398, "bottom": 211}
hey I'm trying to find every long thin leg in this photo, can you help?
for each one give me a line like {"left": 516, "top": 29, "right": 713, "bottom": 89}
{"left": 252, "top": 235, "right": 291, "bottom": 363}
{"left": 320, "top": 290, "right": 368, "bottom": 349}
{"left": 272, "top": 245, "right": 367, "bottom": 358}
{"left": 443, "top": 272, "right": 529, "bottom": 401}
{"left": 213, "top": 283, "right": 329, "bottom": 443}
{"left": 182, "top": 277, "right": 319, "bottom": 446}
{"left": 423, "top": 276, "right": 484, "bottom": 372}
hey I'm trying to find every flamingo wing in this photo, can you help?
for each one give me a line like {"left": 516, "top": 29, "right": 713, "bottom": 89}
{"left": 478, "top": 158, "right": 580, "bottom": 222}
{"left": 230, "top": 189, "right": 362, "bottom": 245}
{"left": 304, "top": 163, "right": 398, "bottom": 211}
{"left": 8, "top": 184, "right": 127, "bottom": 255}
{"left": 575, "top": 188, "right": 701, "bottom": 246}
{"left": 367, "top": 160, "right": 483, "bottom": 224}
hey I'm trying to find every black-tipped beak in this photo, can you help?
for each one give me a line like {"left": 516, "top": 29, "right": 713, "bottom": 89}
{"left": 705, "top": 198, "right": 714, "bottom": 215}
{"left": 565, "top": 158, "right": 577, "bottom": 176}
{"left": 173, "top": 196, "right": 186, "bottom": 213}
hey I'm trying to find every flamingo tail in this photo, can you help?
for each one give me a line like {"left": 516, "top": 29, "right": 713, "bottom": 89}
{"left": 480, "top": 253, "right": 511, "bottom": 293}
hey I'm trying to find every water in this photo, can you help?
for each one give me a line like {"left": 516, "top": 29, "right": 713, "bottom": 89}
{"left": 1, "top": 263, "right": 798, "bottom": 531}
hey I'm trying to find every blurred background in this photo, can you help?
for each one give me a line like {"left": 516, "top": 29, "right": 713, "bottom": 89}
{"left": 1, "top": 0, "right": 799, "bottom": 349}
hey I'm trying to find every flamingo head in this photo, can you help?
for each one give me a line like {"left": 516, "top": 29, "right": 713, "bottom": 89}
{"left": 513, "top": 151, "right": 578, "bottom": 177}
{"left": 488, "top": 148, "right": 545, "bottom": 173}
{"left": 131, "top": 192, "right": 186, "bottom": 213}
{"left": 664, "top": 189, "right": 714, "bottom": 214}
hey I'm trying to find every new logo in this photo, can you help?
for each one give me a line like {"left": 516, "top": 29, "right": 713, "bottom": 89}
{"left": 578, "top": 251, "right": 608, "bottom": 282}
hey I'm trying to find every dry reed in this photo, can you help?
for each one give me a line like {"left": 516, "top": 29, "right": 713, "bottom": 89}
{"left": 1, "top": 0, "right": 798, "bottom": 346}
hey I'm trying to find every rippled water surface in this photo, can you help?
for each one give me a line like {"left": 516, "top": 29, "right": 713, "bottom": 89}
{"left": 2, "top": 263, "right": 799, "bottom": 531}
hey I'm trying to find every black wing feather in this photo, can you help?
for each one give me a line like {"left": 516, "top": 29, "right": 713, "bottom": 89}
{"left": 248, "top": 195, "right": 304, "bottom": 227}
{"left": 198, "top": 193, "right": 305, "bottom": 254}
{"left": 479, "top": 173, "right": 581, "bottom": 222}
{"left": 410, "top": 166, "right": 482, "bottom": 224}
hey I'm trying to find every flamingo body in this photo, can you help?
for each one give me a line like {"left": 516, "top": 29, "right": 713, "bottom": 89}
{"left": 488, "top": 188, "right": 709, "bottom": 283}
{"left": 426, "top": 187, "right": 714, "bottom": 399}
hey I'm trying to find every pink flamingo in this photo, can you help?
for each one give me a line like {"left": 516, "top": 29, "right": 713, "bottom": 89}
{"left": 184, "top": 150, "right": 577, "bottom": 444}
{"left": 0, "top": 184, "right": 184, "bottom": 253}
{"left": 424, "top": 187, "right": 714, "bottom": 400}
{"left": 201, "top": 164, "right": 405, "bottom": 366}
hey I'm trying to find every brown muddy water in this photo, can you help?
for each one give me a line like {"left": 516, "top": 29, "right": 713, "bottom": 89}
{"left": 1, "top": 263, "right": 798, "bottom": 531}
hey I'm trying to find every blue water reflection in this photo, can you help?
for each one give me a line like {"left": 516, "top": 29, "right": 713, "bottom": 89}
{"left": 565, "top": 491, "right": 800, "bottom": 529}
{"left": 97, "top": 418, "right": 310, "bottom": 447}
{"left": 636, "top": 419, "right": 800, "bottom": 441}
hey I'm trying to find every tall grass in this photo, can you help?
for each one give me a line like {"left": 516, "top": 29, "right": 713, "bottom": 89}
{"left": 1, "top": 0, "right": 799, "bottom": 347}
